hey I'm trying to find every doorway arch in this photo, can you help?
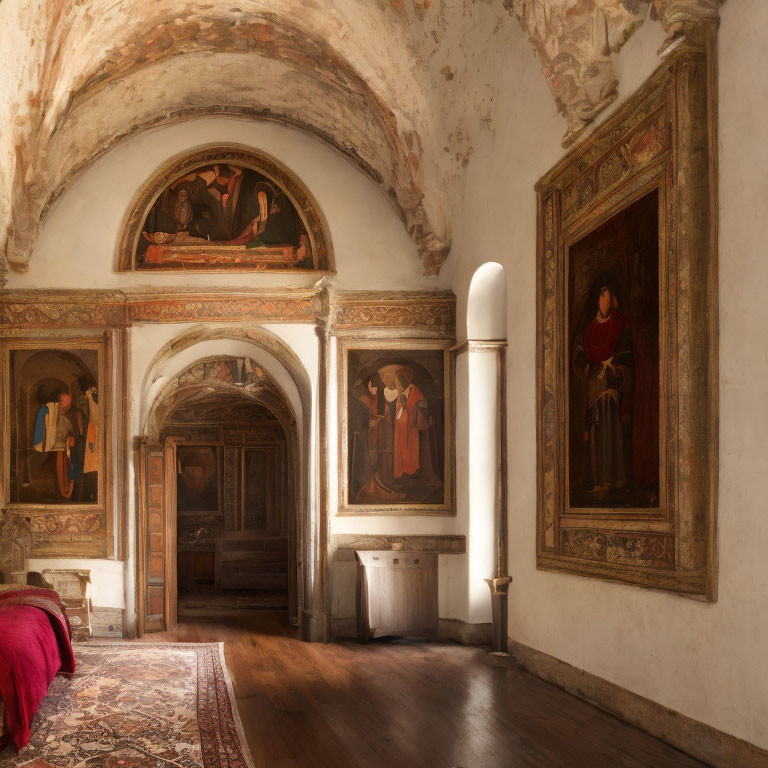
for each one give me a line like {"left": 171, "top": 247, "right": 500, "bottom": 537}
{"left": 134, "top": 326, "right": 318, "bottom": 639}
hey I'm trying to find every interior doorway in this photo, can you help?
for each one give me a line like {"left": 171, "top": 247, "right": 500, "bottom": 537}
{"left": 174, "top": 433, "right": 291, "bottom": 618}
{"left": 137, "top": 355, "right": 301, "bottom": 635}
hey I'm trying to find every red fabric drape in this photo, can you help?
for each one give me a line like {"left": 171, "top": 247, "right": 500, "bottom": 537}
{"left": 0, "top": 586, "right": 75, "bottom": 750}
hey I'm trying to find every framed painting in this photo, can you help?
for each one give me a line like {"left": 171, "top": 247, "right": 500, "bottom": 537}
{"left": 176, "top": 445, "right": 221, "bottom": 515}
{"left": 338, "top": 339, "right": 453, "bottom": 515}
{"left": 118, "top": 145, "right": 333, "bottom": 273}
{"left": 535, "top": 41, "right": 718, "bottom": 599}
{"left": 5, "top": 340, "right": 106, "bottom": 507}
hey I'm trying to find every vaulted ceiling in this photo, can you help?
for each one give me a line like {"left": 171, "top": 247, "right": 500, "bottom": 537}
{"left": 0, "top": 0, "right": 719, "bottom": 282}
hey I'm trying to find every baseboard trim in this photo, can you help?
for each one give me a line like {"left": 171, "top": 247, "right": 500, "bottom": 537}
{"left": 331, "top": 616, "right": 492, "bottom": 646}
{"left": 505, "top": 640, "right": 768, "bottom": 768}
{"left": 437, "top": 619, "right": 491, "bottom": 646}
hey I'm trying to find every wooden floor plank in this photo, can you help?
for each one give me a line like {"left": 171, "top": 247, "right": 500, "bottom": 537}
{"left": 135, "top": 611, "right": 708, "bottom": 768}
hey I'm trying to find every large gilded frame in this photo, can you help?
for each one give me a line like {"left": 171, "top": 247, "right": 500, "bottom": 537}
{"left": 338, "top": 338, "right": 454, "bottom": 516}
{"left": 535, "top": 32, "right": 718, "bottom": 599}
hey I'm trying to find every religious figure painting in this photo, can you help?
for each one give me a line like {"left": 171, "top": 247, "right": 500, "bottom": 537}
{"left": 536, "top": 55, "right": 717, "bottom": 597}
{"left": 177, "top": 446, "right": 220, "bottom": 514}
{"left": 568, "top": 189, "right": 660, "bottom": 509}
{"left": 120, "top": 148, "right": 332, "bottom": 272}
{"left": 342, "top": 344, "right": 451, "bottom": 513}
{"left": 9, "top": 347, "right": 101, "bottom": 505}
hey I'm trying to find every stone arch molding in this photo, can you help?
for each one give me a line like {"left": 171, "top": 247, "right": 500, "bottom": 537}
{"left": 136, "top": 323, "right": 324, "bottom": 638}
{"left": 140, "top": 326, "right": 311, "bottom": 440}
{"left": 148, "top": 356, "right": 298, "bottom": 441}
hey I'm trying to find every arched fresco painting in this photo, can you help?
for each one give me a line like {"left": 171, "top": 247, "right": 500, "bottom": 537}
{"left": 119, "top": 146, "right": 332, "bottom": 273}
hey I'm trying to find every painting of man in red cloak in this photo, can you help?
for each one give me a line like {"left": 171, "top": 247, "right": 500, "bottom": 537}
{"left": 347, "top": 350, "right": 445, "bottom": 506}
{"left": 572, "top": 284, "right": 633, "bottom": 495}
{"left": 391, "top": 368, "right": 440, "bottom": 485}
{"left": 568, "top": 190, "right": 659, "bottom": 508}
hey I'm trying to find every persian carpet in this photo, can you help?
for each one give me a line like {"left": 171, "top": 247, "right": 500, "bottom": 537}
{"left": 0, "top": 642, "right": 254, "bottom": 768}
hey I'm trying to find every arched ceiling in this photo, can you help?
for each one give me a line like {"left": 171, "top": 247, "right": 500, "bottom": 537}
{"left": 0, "top": 0, "right": 722, "bottom": 283}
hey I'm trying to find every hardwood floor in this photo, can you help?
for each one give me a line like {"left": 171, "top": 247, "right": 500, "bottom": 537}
{"left": 138, "top": 612, "right": 707, "bottom": 768}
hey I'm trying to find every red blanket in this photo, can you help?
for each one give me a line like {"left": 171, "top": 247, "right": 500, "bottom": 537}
{"left": 0, "top": 585, "right": 75, "bottom": 750}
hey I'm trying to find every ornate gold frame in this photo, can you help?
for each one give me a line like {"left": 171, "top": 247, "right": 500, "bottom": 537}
{"left": 117, "top": 143, "right": 334, "bottom": 273}
{"left": 535, "top": 31, "right": 718, "bottom": 599}
{"left": 1, "top": 335, "right": 113, "bottom": 559}
{"left": 338, "top": 338, "right": 454, "bottom": 516}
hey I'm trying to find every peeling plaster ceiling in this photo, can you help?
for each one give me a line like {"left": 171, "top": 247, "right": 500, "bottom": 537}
{"left": 0, "top": 0, "right": 722, "bottom": 281}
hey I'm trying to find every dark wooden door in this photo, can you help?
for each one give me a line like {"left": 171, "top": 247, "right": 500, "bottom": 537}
{"left": 137, "top": 439, "right": 177, "bottom": 634}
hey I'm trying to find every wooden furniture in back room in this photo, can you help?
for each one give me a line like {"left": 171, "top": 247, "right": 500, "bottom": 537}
{"left": 355, "top": 550, "right": 438, "bottom": 642}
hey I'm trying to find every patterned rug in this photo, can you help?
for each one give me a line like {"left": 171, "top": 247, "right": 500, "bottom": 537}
{"left": 0, "top": 643, "right": 254, "bottom": 768}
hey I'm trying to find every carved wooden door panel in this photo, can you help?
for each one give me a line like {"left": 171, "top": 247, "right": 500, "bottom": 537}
{"left": 137, "top": 439, "right": 177, "bottom": 635}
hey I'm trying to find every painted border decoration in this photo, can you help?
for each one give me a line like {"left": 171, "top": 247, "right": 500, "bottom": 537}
{"left": 332, "top": 291, "right": 456, "bottom": 337}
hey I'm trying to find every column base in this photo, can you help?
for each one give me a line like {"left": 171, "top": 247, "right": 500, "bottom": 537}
{"left": 484, "top": 576, "right": 513, "bottom": 653}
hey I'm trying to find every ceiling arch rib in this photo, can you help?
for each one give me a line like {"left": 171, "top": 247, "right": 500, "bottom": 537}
{"left": 3, "top": 5, "right": 449, "bottom": 279}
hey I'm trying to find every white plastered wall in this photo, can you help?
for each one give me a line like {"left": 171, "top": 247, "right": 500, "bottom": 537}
{"left": 441, "top": 1, "right": 768, "bottom": 752}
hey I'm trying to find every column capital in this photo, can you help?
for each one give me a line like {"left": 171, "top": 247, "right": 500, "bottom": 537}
{"left": 485, "top": 576, "right": 513, "bottom": 596}
{"left": 653, "top": 0, "right": 724, "bottom": 41}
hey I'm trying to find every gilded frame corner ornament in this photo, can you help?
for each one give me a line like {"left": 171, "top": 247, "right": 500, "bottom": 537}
{"left": 117, "top": 143, "right": 334, "bottom": 274}
{"left": 337, "top": 337, "right": 455, "bottom": 517}
{"left": 535, "top": 33, "right": 718, "bottom": 599}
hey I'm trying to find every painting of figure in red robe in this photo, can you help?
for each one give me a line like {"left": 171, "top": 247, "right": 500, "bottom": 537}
{"left": 568, "top": 189, "right": 660, "bottom": 508}
{"left": 10, "top": 348, "right": 100, "bottom": 504}
{"left": 136, "top": 163, "right": 315, "bottom": 270}
{"left": 347, "top": 349, "right": 445, "bottom": 506}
